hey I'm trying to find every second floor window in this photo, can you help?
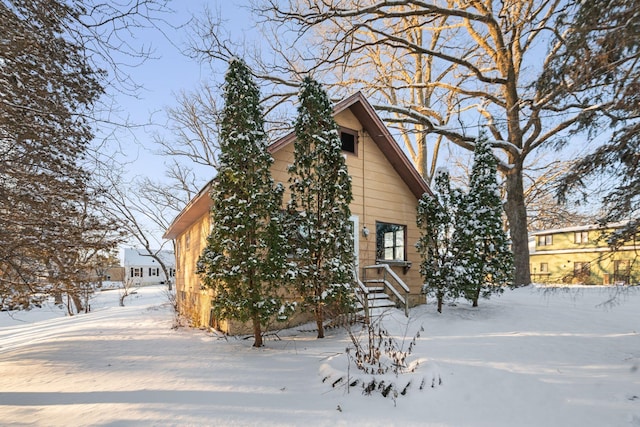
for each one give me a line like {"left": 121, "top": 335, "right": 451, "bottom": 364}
{"left": 340, "top": 128, "right": 358, "bottom": 154}
{"left": 574, "top": 231, "right": 589, "bottom": 244}
{"left": 537, "top": 235, "right": 553, "bottom": 246}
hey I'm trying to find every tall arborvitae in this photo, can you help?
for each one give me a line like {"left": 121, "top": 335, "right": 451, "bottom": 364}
{"left": 416, "top": 169, "right": 462, "bottom": 313}
{"left": 197, "top": 59, "right": 290, "bottom": 347}
{"left": 288, "top": 77, "right": 355, "bottom": 338}
{"left": 456, "top": 134, "right": 514, "bottom": 307}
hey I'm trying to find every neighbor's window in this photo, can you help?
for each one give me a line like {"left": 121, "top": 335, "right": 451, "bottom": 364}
{"left": 149, "top": 267, "right": 160, "bottom": 277}
{"left": 537, "top": 234, "right": 553, "bottom": 246}
{"left": 574, "top": 262, "right": 590, "bottom": 277}
{"left": 131, "top": 267, "right": 143, "bottom": 277}
{"left": 539, "top": 263, "right": 549, "bottom": 273}
{"left": 574, "top": 231, "right": 589, "bottom": 244}
{"left": 169, "top": 268, "right": 176, "bottom": 277}
{"left": 340, "top": 128, "right": 358, "bottom": 154}
{"left": 376, "top": 222, "right": 406, "bottom": 261}
{"left": 614, "top": 260, "right": 630, "bottom": 274}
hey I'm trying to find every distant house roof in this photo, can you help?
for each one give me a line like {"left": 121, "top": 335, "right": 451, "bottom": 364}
{"left": 163, "top": 91, "right": 431, "bottom": 240}
{"left": 123, "top": 248, "right": 175, "bottom": 267}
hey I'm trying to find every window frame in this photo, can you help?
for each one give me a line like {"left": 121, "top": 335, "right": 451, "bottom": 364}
{"left": 537, "top": 234, "right": 553, "bottom": 247}
{"left": 339, "top": 127, "right": 359, "bottom": 156}
{"left": 574, "top": 231, "right": 589, "bottom": 244}
{"left": 573, "top": 261, "right": 591, "bottom": 277}
{"left": 375, "top": 221, "right": 407, "bottom": 262}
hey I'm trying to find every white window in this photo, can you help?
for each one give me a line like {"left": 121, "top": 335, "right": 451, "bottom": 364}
{"left": 131, "top": 267, "right": 143, "bottom": 277}
{"left": 149, "top": 268, "right": 160, "bottom": 277}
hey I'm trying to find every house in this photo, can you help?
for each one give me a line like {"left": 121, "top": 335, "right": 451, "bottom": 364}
{"left": 529, "top": 223, "right": 639, "bottom": 285}
{"left": 163, "top": 92, "right": 432, "bottom": 331}
{"left": 123, "top": 248, "right": 176, "bottom": 286}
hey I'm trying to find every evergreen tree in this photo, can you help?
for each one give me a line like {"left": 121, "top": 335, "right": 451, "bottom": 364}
{"left": 0, "top": 1, "right": 121, "bottom": 309}
{"left": 456, "top": 134, "right": 514, "bottom": 307}
{"left": 416, "top": 169, "right": 462, "bottom": 313}
{"left": 197, "top": 59, "right": 290, "bottom": 347}
{"left": 288, "top": 77, "right": 355, "bottom": 338}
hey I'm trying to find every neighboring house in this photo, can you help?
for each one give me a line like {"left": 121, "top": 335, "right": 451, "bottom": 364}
{"left": 529, "top": 223, "right": 639, "bottom": 285}
{"left": 163, "top": 92, "right": 432, "bottom": 331}
{"left": 123, "top": 248, "right": 176, "bottom": 286}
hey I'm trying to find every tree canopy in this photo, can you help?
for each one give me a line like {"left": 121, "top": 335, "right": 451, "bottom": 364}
{"left": 0, "top": 0, "right": 121, "bottom": 310}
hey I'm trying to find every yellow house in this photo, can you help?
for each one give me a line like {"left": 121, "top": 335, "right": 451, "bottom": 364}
{"left": 163, "top": 92, "right": 432, "bottom": 331}
{"left": 529, "top": 223, "right": 639, "bottom": 285}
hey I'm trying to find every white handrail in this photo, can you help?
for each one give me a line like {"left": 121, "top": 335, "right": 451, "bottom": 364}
{"left": 362, "top": 263, "right": 410, "bottom": 316}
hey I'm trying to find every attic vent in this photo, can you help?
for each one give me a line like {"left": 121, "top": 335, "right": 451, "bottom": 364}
{"left": 340, "top": 128, "right": 358, "bottom": 154}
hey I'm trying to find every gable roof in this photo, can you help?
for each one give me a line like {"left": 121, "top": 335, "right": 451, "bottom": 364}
{"left": 270, "top": 92, "right": 431, "bottom": 200}
{"left": 163, "top": 92, "right": 431, "bottom": 240}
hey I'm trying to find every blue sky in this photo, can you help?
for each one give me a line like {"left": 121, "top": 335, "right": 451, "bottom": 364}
{"left": 104, "top": 1, "right": 254, "bottom": 186}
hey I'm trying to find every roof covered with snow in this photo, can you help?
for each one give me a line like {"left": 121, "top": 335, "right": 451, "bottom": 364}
{"left": 123, "top": 248, "right": 175, "bottom": 267}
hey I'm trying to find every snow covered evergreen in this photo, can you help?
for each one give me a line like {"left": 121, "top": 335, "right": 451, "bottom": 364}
{"left": 287, "top": 77, "right": 355, "bottom": 338}
{"left": 197, "top": 59, "right": 291, "bottom": 347}
{"left": 416, "top": 169, "right": 463, "bottom": 313}
{"left": 455, "top": 134, "right": 514, "bottom": 306}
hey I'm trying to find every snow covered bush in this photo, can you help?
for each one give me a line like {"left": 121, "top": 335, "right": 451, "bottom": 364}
{"left": 320, "top": 315, "right": 439, "bottom": 404}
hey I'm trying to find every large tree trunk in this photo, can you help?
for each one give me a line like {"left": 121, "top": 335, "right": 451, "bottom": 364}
{"left": 252, "top": 315, "right": 263, "bottom": 347}
{"left": 504, "top": 164, "right": 531, "bottom": 286}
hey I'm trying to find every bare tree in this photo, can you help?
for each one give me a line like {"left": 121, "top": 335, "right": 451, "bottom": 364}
{"left": 99, "top": 166, "right": 199, "bottom": 291}
{"left": 154, "top": 83, "right": 222, "bottom": 170}
{"left": 188, "top": 0, "right": 631, "bottom": 286}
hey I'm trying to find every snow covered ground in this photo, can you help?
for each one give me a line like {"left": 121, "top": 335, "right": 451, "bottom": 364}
{"left": 0, "top": 284, "right": 638, "bottom": 426}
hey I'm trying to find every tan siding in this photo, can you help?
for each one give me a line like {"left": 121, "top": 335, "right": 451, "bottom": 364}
{"left": 173, "top": 101, "right": 429, "bottom": 332}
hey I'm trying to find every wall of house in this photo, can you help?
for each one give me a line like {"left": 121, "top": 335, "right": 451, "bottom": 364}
{"left": 271, "top": 109, "right": 425, "bottom": 305}
{"left": 174, "top": 210, "right": 217, "bottom": 329}
{"left": 530, "top": 229, "right": 639, "bottom": 285}
{"left": 174, "top": 107, "right": 428, "bottom": 331}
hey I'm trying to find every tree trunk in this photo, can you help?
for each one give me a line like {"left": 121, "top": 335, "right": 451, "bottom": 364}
{"left": 437, "top": 295, "right": 443, "bottom": 313}
{"left": 472, "top": 286, "right": 480, "bottom": 307}
{"left": 504, "top": 164, "right": 531, "bottom": 286}
{"left": 252, "top": 315, "right": 263, "bottom": 347}
{"left": 315, "top": 307, "right": 325, "bottom": 339}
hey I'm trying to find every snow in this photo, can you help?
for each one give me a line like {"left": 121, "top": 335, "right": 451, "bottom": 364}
{"left": 1, "top": 285, "right": 639, "bottom": 426}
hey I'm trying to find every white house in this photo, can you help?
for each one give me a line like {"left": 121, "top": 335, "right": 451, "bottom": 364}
{"left": 123, "top": 248, "right": 176, "bottom": 286}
